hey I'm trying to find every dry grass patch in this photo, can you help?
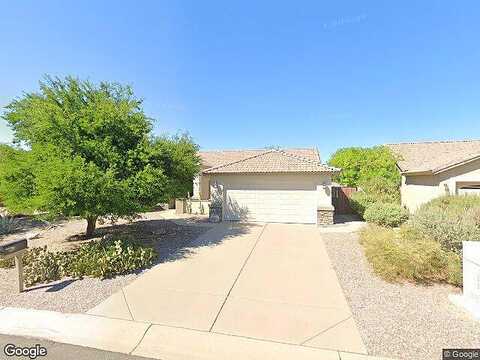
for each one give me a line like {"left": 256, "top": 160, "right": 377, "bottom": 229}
{"left": 359, "top": 225, "right": 461, "bottom": 286}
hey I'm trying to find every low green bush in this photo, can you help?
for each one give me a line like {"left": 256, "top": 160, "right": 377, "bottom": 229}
{"left": 359, "top": 177, "right": 400, "bottom": 204}
{"left": 0, "top": 258, "right": 14, "bottom": 268}
{"left": 363, "top": 202, "right": 409, "bottom": 227}
{"left": 359, "top": 225, "right": 461, "bottom": 286}
{"left": 23, "top": 247, "right": 66, "bottom": 286}
{"left": 21, "top": 235, "right": 157, "bottom": 286}
{"left": 411, "top": 195, "right": 480, "bottom": 254}
{"left": 350, "top": 191, "right": 377, "bottom": 217}
{"left": 69, "top": 236, "right": 157, "bottom": 279}
{"left": 349, "top": 178, "right": 401, "bottom": 218}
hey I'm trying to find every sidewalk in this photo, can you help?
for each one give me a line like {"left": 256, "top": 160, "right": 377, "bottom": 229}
{"left": 0, "top": 307, "right": 393, "bottom": 360}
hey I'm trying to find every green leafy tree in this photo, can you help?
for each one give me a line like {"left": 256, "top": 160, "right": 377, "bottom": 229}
{"left": 0, "top": 76, "right": 200, "bottom": 236}
{"left": 328, "top": 146, "right": 400, "bottom": 187}
{"left": 327, "top": 147, "right": 365, "bottom": 187}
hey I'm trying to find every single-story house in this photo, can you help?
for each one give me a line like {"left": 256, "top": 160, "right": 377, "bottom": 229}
{"left": 192, "top": 148, "right": 340, "bottom": 225}
{"left": 387, "top": 140, "right": 480, "bottom": 212}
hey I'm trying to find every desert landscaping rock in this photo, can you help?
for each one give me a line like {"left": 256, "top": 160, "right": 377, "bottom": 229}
{"left": 0, "top": 211, "right": 211, "bottom": 313}
{"left": 323, "top": 231, "right": 480, "bottom": 360}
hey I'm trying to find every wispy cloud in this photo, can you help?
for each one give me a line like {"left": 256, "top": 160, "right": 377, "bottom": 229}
{"left": 323, "top": 14, "right": 367, "bottom": 30}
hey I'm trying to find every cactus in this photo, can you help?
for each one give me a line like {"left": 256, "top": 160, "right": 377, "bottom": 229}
{"left": 0, "top": 215, "right": 19, "bottom": 235}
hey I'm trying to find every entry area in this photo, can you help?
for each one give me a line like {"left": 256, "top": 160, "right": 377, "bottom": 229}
{"left": 89, "top": 223, "right": 366, "bottom": 354}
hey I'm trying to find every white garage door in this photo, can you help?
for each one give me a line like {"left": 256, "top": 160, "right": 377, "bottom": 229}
{"left": 223, "top": 178, "right": 317, "bottom": 224}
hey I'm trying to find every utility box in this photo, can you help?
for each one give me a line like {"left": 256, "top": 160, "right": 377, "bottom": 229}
{"left": 449, "top": 241, "right": 480, "bottom": 319}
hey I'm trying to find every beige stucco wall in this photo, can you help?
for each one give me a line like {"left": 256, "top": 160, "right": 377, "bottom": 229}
{"left": 189, "top": 199, "right": 210, "bottom": 215}
{"left": 193, "top": 173, "right": 211, "bottom": 200}
{"left": 401, "top": 158, "right": 480, "bottom": 212}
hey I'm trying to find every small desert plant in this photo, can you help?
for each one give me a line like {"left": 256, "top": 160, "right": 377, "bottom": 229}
{"left": 411, "top": 195, "right": 480, "bottom": 254}
{"left": 23, "top": 247, "right": 64, "bottom": 286}
{"left": 359, "top": 225, "right": 461, "bottom": 286}
{"left": 69, "top": 235, "right": 157, "bottom": 279}
{"left": 364, "top": 202, "right": 409, "bottom": 227}
{"left": 0, "top": 215, "right": 19, "bottom": 235}
{"left": 22, "top": 235, "right": 157, "bottom": 286}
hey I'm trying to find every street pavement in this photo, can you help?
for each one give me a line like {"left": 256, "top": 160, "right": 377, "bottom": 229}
{"left": 0, "top": 335, "right": 152, "bottom": 360}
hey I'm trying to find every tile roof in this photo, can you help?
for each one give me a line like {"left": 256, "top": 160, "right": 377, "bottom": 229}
{"left": 202, "top": 149, "right": 339, "bottom": 174}
{"left": 199, "top": 148, "right": 321, "bottom": 168}
{"left": 386, "top": 140, "right": 480, "bottom": 174}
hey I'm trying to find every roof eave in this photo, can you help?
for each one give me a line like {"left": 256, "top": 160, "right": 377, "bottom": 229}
{"left": 203, "top": 169, "right": 340, "bottom": 175}
{"left": 432, "top": 154, "right": 480, "bottom": 175}
{"left": 401, "top": 170, "right": 433, "bottom": 176}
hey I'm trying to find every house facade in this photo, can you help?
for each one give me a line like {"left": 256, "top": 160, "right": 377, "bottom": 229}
{"left": 387, "top": 140, "right": 480, "bottom": 212}
{"left": 192, "top": 148, "right": 339, "bottom": 225}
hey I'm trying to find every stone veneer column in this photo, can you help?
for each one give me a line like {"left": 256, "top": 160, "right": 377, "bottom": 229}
{"left": 317, "top": 205, "right": 334, "bottom": 225}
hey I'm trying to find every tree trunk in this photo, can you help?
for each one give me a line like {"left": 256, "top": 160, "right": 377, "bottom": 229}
{"left": 85, "top": 216, "right": 97, "bottom": 237}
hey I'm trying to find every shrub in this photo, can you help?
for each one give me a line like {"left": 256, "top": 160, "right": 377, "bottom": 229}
{"left": 0, "top": 215, "right": 19, "bottom": 235}
{"left": 350, "top": 191, "right": 377, "bottom": 217}
{"left": 359, "top": 177, "right": 400, "bottom": 204}
{"left": 69, "top": 235, "right": 157, "bottom": 279}
{"left": 364, "top": 202, "right": 409, "bottom": 227}
{"left": 359, "top": 225, "right": 461, "bottom": 286}
{"left": 349, "top": 177, "right": 401, "bottom": 218}
{"left": 22, "top": 235, "right": 157, "bottom": 286}
{"left": 23, "top": 247, "right": 65, "bottom": 286}
{"left": 411, "top": 195, "right": 480, "bottom": 254}
{"left": 0, "top": 258, "right": 14, "bottom": 268}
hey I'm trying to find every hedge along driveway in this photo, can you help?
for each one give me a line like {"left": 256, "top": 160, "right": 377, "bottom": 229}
{"left": 89, "top": 222, "right": 366, "bottom": 354}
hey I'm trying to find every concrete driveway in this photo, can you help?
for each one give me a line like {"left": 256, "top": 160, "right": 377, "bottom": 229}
{"left": 89, "top": 223, "right": 366, "bottom": 354}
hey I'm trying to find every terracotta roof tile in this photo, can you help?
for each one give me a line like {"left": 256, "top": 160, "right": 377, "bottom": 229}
{"left": 202, "top": 149, "right": 338, "bottom": 174}
{"left": 387, "top": 140, "right": 480, "bottom": 174}
{"left": 199, "top": 148, "right": 320, "bottom": 168}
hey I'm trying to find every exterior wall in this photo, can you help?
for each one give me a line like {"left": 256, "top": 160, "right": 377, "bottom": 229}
{"left": 192, "top": 173, "right": 211, "bottom": 200}
{"left": 401, "top": 158, "right": 480, "bottom": 212}
{"left": 189, "top": 199, "right": 211, "bottom": 215}
{"left": 192, "top": 174, "right": 201, "bottom": 198}
{"left": 401, "top": 174, "right": 444, "bottom": 212}
{"left": 208, "top": 173, "right": 333, "bottom": 224}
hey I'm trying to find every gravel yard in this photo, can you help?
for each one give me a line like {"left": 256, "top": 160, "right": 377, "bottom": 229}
{"left": 323, "top": 231, "right": 480, "bottom": 360}
{"left": 0, "top": 211, "right": 211, "bottom": 313}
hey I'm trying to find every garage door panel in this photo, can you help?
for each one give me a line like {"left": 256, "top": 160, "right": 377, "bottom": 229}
{"left": 224, "top": 189, "right": 317, "bottom": 224}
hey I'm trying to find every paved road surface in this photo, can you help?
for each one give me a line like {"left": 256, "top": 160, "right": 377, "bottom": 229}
{"left": 0, "top": 335, "right": 152, "bottom": 360}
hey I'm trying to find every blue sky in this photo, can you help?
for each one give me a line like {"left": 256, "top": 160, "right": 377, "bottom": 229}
{"left": 1, "top": 1, "right": 479, "bottom": 160}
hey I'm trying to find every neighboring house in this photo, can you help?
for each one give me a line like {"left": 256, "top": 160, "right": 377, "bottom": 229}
{"left": 192, "top": 148, "right": 340, "bottom": 225}
{"left": 387, "top": 140, "right": 480, "bottom": 212}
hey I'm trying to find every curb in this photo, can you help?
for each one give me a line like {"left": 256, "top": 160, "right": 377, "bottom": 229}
{"left": 0, "top": 307, "right": 394, "bottom": 360}
{"left": 0, "top": 307, "right": 149, "bottom": 354}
